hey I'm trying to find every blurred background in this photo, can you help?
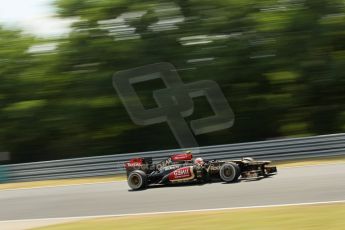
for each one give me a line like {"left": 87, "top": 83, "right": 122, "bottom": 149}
{"left": 0, "top": 0, "right": 344, "bottom": 163}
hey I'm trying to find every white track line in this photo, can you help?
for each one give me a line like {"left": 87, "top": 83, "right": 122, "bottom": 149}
{"left": 1, "top": 200, "right": 344, "bottom": 223}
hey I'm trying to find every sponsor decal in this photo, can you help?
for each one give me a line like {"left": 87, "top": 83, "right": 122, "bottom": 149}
{"left": 171, "top": 153, "right": 193, "bottom": 162}
{"left": 163, "top": 165, "right": 179, "bottom": 171}
{"left": 209, "top": 165, "right": 221, "bottom": 171}
{"left": 124, "top": 158, "right": 144, "bottom": 169}
{"left": 168, "top": 166, "right": 194, "bottom": 181}
{"left": 156, "top": 158, "right": 173, "bottom": 170}
{"left": 125, "top": 162, "right": 143, "bottom": 167}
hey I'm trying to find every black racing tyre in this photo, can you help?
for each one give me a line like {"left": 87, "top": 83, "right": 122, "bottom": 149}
{"left": 127, "top": 170, "right": 147, "bottom": 190}
{"left": 219, "top": 162, "right": 240, "bottom": 183}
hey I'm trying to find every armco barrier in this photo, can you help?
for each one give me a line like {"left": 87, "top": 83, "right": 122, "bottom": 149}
{"left": 0, "top": 165, "right": 8, "bottom": 183}
{"left": 4, "top": 133, "right": 345, "bottom": 182}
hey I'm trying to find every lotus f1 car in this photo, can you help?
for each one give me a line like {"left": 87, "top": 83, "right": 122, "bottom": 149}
{"left": 124, "top": 152, "right": 277, "bottom": 190}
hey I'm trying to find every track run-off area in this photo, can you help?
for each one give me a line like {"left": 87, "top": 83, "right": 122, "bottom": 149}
{"left": 0, "top": 163, "right": 344, "bottom": 223}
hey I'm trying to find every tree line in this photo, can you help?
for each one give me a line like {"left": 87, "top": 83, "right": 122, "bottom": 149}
{"left": 0, "top": 0, "right": 344, "bottom": 163}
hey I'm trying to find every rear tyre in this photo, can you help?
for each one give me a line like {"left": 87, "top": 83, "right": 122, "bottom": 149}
{"left": 127, "top": 170, "right": 147, "bottom": 190}
{"left": 219, "top": 162, "right": 240, "bottom": 183}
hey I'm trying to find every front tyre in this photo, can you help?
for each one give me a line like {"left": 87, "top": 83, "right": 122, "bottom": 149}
{"left": 127, "top": 170, "right": 147, "bottom": 190}
{"left": 219, "top": 162, "right": 240, "bottom": 183}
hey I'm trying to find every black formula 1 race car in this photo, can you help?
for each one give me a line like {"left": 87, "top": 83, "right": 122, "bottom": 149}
{"left": 124, "top": 152, "right": 277, "bottom": 190}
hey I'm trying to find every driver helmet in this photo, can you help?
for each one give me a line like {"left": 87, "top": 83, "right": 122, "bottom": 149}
{"left": 194, "top": 157, "right": 204, "bottom": 166}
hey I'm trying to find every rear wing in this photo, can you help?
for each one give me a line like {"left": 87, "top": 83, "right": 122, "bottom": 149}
{"left": 124, "top": 157, "right": 152, "bottom": 175}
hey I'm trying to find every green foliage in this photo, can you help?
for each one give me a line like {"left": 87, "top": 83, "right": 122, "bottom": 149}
{"left": 0, "top": 0, "right": 345, "bottom": 163}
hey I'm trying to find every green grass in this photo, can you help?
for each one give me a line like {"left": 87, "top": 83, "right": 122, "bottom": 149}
{"left": 33, "top": 203, "right": 345, "bottom": 230}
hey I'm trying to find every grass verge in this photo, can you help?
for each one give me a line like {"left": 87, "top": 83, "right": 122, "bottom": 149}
{"left": 1, "top": 155, "right": 344, "bottom": 190}
{"left": 33, "top": 203, "right": 345, "bottom": 230}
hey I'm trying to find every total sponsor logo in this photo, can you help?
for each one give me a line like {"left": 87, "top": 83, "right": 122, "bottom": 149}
{"left": 125, "top": 162, "right": 143, "bottom": 167}
{"left": 169, "top": 167, "right": 192, "bottom": 180}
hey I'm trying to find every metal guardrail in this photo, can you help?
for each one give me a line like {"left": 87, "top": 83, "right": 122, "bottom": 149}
{"left": 3, "top": 133, "right": 345, "bottom": 182}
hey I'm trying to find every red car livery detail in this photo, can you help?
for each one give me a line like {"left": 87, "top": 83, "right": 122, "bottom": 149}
{"left": 124, "top": 158, "right": 144, "bottom": 169}
{"left": 171, "top": 153, "right": 193, "bottom": 162}
{"left": 124, "top": 162, "right": 143, "bottom": 168}
{"left": 168, "top": 166, "right": 194, "bottom": 181}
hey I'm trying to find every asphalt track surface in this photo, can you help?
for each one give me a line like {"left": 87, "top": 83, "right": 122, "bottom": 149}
{"left": 0, "top": 163, "right": 344, "bottom": 221}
